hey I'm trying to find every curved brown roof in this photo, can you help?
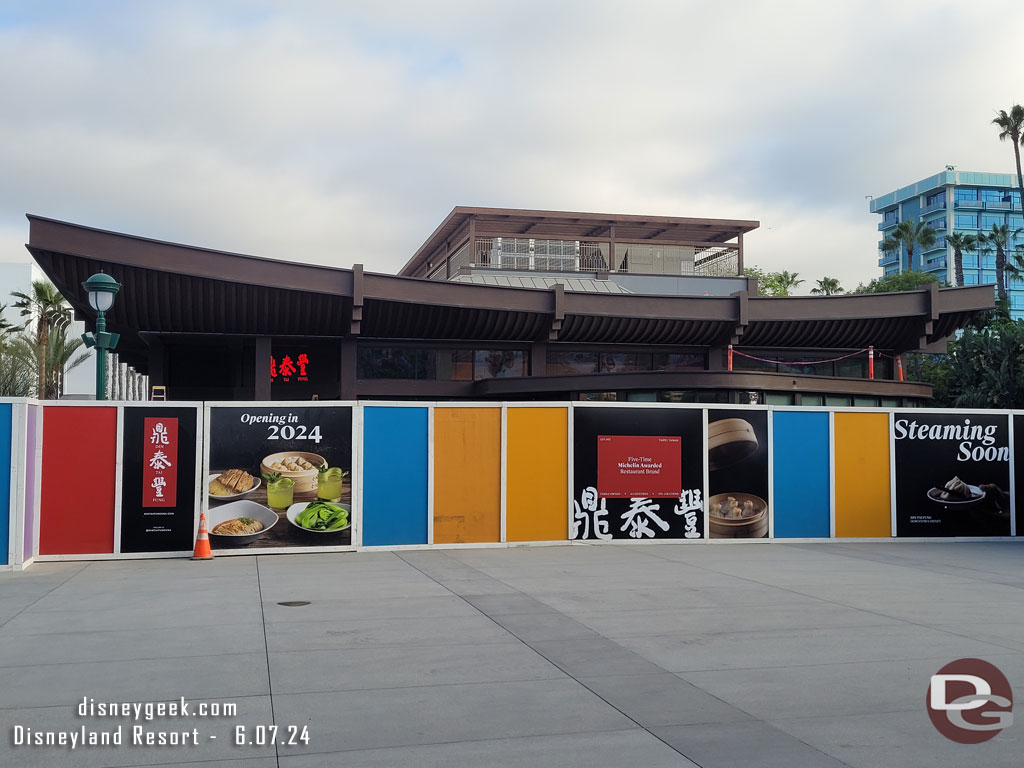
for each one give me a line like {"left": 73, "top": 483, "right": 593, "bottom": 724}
{"left": 26, "top": 215, "right": 993, "bottom": 372}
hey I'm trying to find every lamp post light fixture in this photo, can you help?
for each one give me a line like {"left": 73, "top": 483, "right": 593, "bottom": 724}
{"left": 81, "top": 272, "right": 121, "bottom": 401}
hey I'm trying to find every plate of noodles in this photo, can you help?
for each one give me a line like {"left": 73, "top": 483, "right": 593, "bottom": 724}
{"left": 207, "top": 500, "right": 279, "bottom": 545}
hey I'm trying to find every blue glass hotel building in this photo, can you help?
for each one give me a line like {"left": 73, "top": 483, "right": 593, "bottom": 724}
{"left": 870, "top": 170, "right": 1024, "bottom": 319}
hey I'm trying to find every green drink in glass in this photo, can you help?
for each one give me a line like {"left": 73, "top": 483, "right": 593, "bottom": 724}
{"left": 317, "top": 465, "right": 345, "bottom": 502}
{"left": 265, "top": 475, "right": 294, "bottom": 509}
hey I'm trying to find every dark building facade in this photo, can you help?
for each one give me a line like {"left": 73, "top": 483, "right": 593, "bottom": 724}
{"left": 26, "top": 210, "right": 994, "bottom": 406}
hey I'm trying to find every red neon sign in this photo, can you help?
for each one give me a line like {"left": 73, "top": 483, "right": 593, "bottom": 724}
{"left": 271, "top": 353, "right": 309, "bottom": 382}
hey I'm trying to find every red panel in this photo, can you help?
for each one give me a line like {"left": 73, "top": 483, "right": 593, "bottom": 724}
{"left": 597, "top": 435, "right": 682, "bottom": 498}
{"left": 40, "top": 407, "right": 117, "bottom": 555}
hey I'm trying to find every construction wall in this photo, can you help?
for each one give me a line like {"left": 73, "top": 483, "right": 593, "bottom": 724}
{"left": 2, "top": 399, "right": 1020, "bottom": 568}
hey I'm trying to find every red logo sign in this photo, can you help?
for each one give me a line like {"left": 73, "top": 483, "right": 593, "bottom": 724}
{"left": 271, "top": 353, "right": 309, "bottom": 383}
{"left": 142, "top": 417, "right": 178, "bottom": 507}
{"left": 597, "top": 435, "right": 681, "bottom": 498}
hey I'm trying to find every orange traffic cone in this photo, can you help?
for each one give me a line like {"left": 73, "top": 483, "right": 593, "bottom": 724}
{"left": 192, "top": 512, "right": 213, "bottom": 560}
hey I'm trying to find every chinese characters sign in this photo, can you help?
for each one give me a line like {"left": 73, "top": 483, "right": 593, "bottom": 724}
{"left": 270, "top": 353, "right": 309, "bottom": 383}
{"left": 120, "top": 407, "right": 198, "bottom": 554}
{"left": 597, "top": 435, "right": 681, "bottom": 498}
{"left": 142, "top": 417, "right": 177, "bottom": 507}
{"left": 573, "top": 408, "right": 705, "bottom": 540}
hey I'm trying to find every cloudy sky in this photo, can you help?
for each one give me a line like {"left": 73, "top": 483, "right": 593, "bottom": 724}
{"left": 1, "top": 0, "right": 1022, "bottom": 292}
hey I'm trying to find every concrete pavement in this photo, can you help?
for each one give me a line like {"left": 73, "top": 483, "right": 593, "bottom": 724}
{"left": 1, "top": 541, "right": 1022, "bottom": 767}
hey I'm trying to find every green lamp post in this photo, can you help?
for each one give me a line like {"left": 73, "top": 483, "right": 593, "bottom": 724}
{"left": 81, "top": 272, "right": 121, "bottom": 401}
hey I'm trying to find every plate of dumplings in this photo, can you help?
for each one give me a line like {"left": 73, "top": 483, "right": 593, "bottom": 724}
{"left": 260, "top": 451, "right": 327, "bottom": 492}
{"left": 927, "top": 475, "right": 985, "bottom": 505}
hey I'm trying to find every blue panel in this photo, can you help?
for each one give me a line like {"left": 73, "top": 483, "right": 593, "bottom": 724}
{"left": 362, "top": 407, "right": 428, "bottom": 546}
{"left": 772, "top": 411, "right": 830, "bottom": 538}
{"left": 0, "top": 404, "right": 11, "bottom": 565}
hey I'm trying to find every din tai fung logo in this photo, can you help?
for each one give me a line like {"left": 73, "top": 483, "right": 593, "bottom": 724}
{"left": 927, "top": 658, "right": 1013, "bottom": 743}
{"left": 270, "top": 353, "right": 309, "bottom": 383}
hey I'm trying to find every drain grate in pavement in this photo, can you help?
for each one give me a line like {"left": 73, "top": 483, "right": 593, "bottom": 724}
{"left": 277, "top": 601, "right": 311, "bottom": 607}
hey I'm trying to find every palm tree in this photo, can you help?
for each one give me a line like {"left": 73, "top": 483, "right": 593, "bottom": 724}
{"left": 978, "top": 223, "right": 1022, "bottom": 302}
{"left": 11, "top": 281, "right": 73, "bottom": 399}
{"left": 993, "top": 106, "right": 1024, "bottom": 217}
{"left": 945, "top": 232, "right": 978, "bottom": 288}
{"left": 882, "top": 220, "right": 937, "bottom": 273}
{"left": 810, "top": 277, "right": 844, "bottom": 296}
{"left": 773, "top": 270, "right": 804, "bottom": 296}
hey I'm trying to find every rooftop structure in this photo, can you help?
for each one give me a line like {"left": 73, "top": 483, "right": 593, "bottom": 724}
{"left": 26, "top": 212, "right": 993, "bottom": 406}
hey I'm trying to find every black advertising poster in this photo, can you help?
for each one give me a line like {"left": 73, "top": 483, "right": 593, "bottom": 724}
{"left": 120, "top": 406, "right": 198, "bottom": 553}
{"left": 208, "top": 406, "right": 353, "bottom": 549}
{"left": 1014, "top": 415, "right": 1024, "bottom": 536}
{"left": 707, "top": 409, "right": 769, "bottom": 539}
{"left": 572, "top": 406, "right": 704, "bottom": 540}
{"left": 893, "top": 411, "right": 1011, "bottom": 537}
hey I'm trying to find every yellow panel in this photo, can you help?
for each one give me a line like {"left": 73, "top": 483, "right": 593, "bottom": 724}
{"left": 506, "top": 408, "right": 568, "bottom": 542}
{"left": 433, "top": 408, "right": 501, "bottom": 544}
{"left": 834, "top": 412, "right": 892, "bottom": 538}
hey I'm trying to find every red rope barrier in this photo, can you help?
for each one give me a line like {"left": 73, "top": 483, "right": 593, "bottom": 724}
{"left": 730, "top": 348, "right": 870, "bottom": 366}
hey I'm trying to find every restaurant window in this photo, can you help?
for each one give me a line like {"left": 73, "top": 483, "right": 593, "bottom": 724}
{"left": 825, "top": 395, "right": 852, "bottom": 406}
{"left": 546, "top": 351, "right": 598, "bottom": 375}
{"left": 652, "top": 353, "right": 704, "bottom": 371}
{"left": 474, "top": 350, "right": 526, "bottom": 380}
{"left": 435, "top": 350, "right": 473, "bottom": 381}
{"left": 853, "top": 397, "right": 880, "bottom": 407}
{"left": 800, "top": 394, "right": 825, "bottom": 406}
{"left": 358, "top": 347, "right": 527, "bottom": 380}
{"left": 880, "top": 397, "right": 900, "bottom": 407}
{"left": 765, "top": 393, "right": 795, "bottom": 405}
{"left": 599, "top": 353, "right": 652, "bottom": 372}
{"left": 578, "top": 392, "right": 617, "bottom": 401}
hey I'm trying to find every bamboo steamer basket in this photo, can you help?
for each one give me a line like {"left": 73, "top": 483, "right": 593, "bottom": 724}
{"left": 707, "top": 418, "right": 758, "bottom": 471}
{"left": 708, "top": 492, "right": 768, "bottom": 538}
{"left": 260, "top": 451, "right": 326, "bottom": 492}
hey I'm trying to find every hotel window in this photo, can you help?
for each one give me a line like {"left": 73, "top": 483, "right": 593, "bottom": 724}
{"left": 964, "top": 272, "right": 979, "bottom": 285}
{"left": 925, "top": 192, "right": 943, "bottom": 206}
{"left": 981, "top": 214, "right": 1004, "bottom": 229}
{"left": 982, "top": 253, "right": 996, "bottom": 269}
{"left": 955, "top": 214, "right": 978, "bottom": 228}
{"left": 1009, "top": 215, "right": 1024, "bottom": 229}
{"left": 982, "top": 271, "right": 997, "bottom": 284}
{"left": 955, "top": 188, "right": 978, "bottom": 202}
{"left": 963, "top": 252, "right": 979, "bottom": 268}
{"left": 882, "top": 210, "right": 898, "bottom": 224}
{"left": 1011, "top": 191, "right": 1022, "bottom": 206}
{"left": 981, "top": 189, "right": 1004, "bottom": 203}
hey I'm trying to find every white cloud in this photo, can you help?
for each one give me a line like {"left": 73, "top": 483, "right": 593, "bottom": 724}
{"left": 1, "top": 0, "right": 1023, "bottom": 294}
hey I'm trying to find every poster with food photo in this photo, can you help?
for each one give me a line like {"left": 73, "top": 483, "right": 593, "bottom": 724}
{"left": 893, "top": 411, "right": 1011, "bottom": 537}
{"left": 572, "top": 406, "right": 704, "bottom": 540}
{"left": 206, "top": 405, "right": 354, "bottom": 550}
{"left": 707, "top": 409, "right": 769, "bottom": 539}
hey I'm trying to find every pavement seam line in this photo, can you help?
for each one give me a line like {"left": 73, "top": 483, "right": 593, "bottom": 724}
{"left": 395, "top": 550, "right": 853, "bottom": 768}
{"left": 0, "top": 562, "right": 93, "bottom": 632}
{"left": 255, "top": 555, "right": 281, "bottom": 768}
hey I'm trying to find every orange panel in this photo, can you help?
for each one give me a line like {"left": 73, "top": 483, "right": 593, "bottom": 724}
{"left": 834, "top": 412, "right": 892, "bottom": 538}
{"left": 433, "top": 408, "right": 501, "bottom": 543}
{"left": 506, "top": 408, "right": 568, "bottom": 542}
